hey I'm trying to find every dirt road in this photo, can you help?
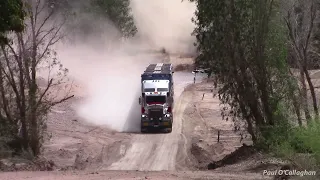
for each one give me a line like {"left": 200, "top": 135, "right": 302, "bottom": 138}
{"left": 0, "top": 170, "right": 270, "bottom": 180}
{"left": 107, "top": 72, "right": 195, "bottom": 171}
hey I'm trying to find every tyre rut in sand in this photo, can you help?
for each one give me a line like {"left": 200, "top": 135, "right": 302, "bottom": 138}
{"left": 106, "top": 87, "right": 190, "bottom": 171}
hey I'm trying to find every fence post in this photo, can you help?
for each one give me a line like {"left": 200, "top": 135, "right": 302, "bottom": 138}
{"left": 217, "top": 130, "right": 220, "bottom": 142}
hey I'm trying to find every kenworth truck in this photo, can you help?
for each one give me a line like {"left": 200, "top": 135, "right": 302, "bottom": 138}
{"left": 138, "top": 63, "right": 174, "bottom": 133}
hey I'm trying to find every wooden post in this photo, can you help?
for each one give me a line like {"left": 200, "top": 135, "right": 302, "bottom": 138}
{"left": 217, "top": 130, "right": 220, "bottom": 142}
{"left": 211, "top": 89, "right": 215, "bottom": 98}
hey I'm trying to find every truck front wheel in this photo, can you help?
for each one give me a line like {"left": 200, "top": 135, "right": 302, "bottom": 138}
{"left": 166, "top": 128, "right": 172, "bottom": 133}
{"left": 141, "top": 128, "right": 148, "bottom": 133}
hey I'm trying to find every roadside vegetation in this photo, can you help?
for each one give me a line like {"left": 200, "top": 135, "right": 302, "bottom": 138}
{"left": 0, "top": 0, "right": 136, "bottom": 160}
{"left": 190, "top": 0, "right": 320, "bottom": 174}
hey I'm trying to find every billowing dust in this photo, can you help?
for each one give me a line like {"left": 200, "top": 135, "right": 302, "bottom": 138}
{"left": 130, "top": 0, "right": 196, "bottom": 54}
{"left": 55, "top": 0, "right": 196, "bottom": 132}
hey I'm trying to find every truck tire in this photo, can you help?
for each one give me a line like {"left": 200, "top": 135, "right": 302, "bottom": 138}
{"left": 141, "top": 128, "right": 148, "bottom": 133}
{"left": 166, "top": 127, "right": 172, "bottom": 133}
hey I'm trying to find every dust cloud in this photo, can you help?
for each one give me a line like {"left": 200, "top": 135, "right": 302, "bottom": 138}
{"left": 56, "top": 0, "right": 196, "bottom": 132}
{"left": 130, "top": 0, "right": 196, "bottom": 54}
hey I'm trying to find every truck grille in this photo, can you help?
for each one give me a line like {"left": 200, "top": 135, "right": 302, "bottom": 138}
{"left": 149, "top": 109, "right": 163, "bottom": 122}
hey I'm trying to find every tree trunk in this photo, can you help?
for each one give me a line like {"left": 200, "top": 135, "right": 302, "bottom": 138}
{"left": 300, "top": 69, "right": 312, "bottom": 122}
{"left": 29, "top": 60, "right": 39, "bottom": 156}
{"left": 29, "top": 13, "right": 40, "bottom": 156}
{"left": 16, "top": 35, "right": 28, "bottom": 151}
{"left": 293, "top": 93, "right": 303, "bottom": 126}
{"left": 304, "top": 67, "right": 319, "bottom": 119}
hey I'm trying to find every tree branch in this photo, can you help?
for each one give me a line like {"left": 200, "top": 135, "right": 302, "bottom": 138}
{"left": 285, "top": 13, "right": 305, "bottom": 66}
{"left": 303, "top": 0, "right": 316, "bottom": 58}
{"left": 37, "top": 23, "right": 64, "bottom": 63}
{"left": 36, "top": 78, "right": 53, "bottom": 109}
{"left": 36, "top": 10, "right": 55, "bottom": 38}
{"left": 0, "top": 45, "right": 22, "bottom": 105}
{"left": 0, "top": 61, "right": 13, "bottom": 122}
{"left": 16, "top": 33, "right": 32, "bottom": 86}
{"left": 51, "top": 95, "right": 74, "bottom": 107}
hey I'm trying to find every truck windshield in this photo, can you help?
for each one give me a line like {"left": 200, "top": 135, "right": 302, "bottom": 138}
{"left": 146, "top": 96, "right": 166, "bottom": 104}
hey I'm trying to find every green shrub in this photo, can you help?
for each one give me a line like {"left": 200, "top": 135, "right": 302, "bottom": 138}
{"left": 266, "top": 120, "right": 320, "bottom": 170}
{"left": 293, "top": 121, "right": 320, "bottom": 165}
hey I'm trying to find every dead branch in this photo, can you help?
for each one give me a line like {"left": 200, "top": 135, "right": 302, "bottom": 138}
{"left": 50, "top": 95, "right": 74, "bottom": 106}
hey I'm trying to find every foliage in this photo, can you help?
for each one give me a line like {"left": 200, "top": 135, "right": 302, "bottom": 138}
{"left": 269, "top": 120, "right": 320, "bottom": 169}
{"left": 191, "top": 0, "right": 288, "bottom": 144}
{"left": 0, "top": 0, "right": 73, "bottom": 157}
{"left": 0, "top": 0, "right": 25, "bottom": 44}
{"left": 294, "top": 121, "right": 320, "bottom": 163}
{"left": 190, "top": 0, "right": 320, "bottom": 170}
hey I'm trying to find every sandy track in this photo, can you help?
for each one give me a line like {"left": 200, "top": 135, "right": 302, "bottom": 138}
{"left": 107, "top": 72, "right": 195, "bottom": 171}
{"left": 0, "top": 170, "right": 271, "bottom": 180}
{"left": 41, "top": 97, "right": 132, "bottom": 171}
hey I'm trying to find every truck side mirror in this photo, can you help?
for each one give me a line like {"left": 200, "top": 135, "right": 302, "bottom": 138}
{"left": 139, "top": 97, "right": 141, "bottom": 105}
